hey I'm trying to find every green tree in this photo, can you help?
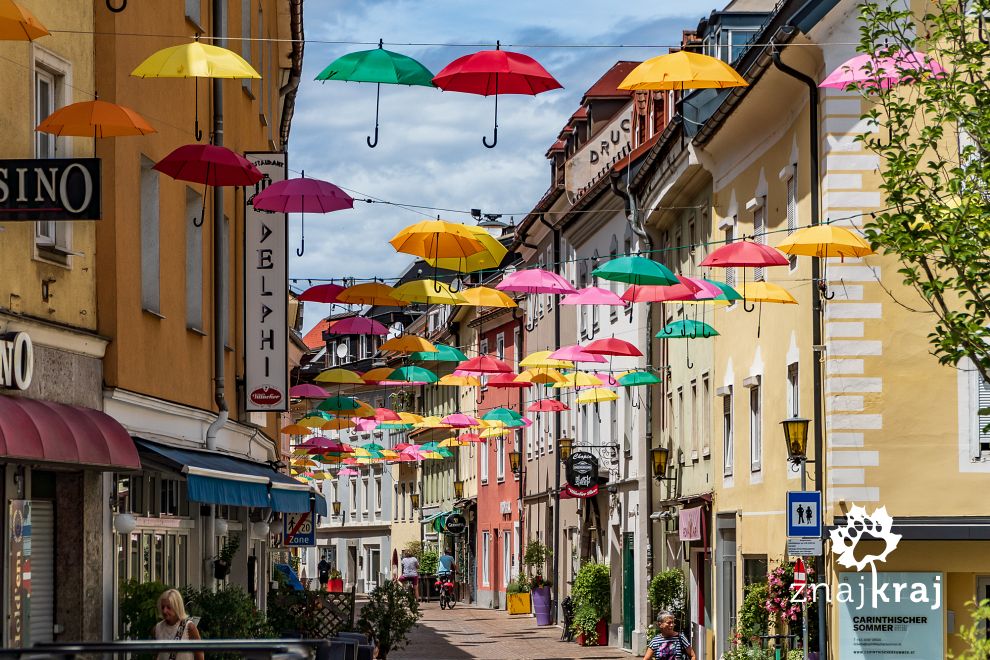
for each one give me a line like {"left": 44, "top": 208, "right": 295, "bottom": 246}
{"left": 854, "top": 2, "right": 990, "bottom": 388}
{"left": 950, "top": 599, "right": 990, "bottom": 658}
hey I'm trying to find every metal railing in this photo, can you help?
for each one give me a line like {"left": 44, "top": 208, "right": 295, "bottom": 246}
{"left": 0, "top": 637, "right": 363, "bottom": 660}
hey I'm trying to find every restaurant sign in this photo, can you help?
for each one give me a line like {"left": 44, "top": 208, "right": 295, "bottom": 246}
{"left": 243, "top": 152, "right": 288, "bottom": 411}
{"left": 0, "top": 333, "right": 33, "bottom": 390}
{"left": 565, "top": 450, "right": 600, "bottom": 498}
{"left": 0, "top": 158, "right": 100, "bottom": 220}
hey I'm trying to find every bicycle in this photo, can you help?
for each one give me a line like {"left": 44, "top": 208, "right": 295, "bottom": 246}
{"left": 436, "top": 573, "right": 456, "bottom": 609}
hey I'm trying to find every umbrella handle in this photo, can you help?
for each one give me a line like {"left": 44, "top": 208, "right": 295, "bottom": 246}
{"left": 742, "top": 272, "right": 755, "bottom": 312}
{"left": 296, "top": 214, "right": 306, "bottom": 257}
{"left": 367, "top": 83, "right": 381, "bottom": 148}
{"left": 483, "top": 76, "right": 499, "bottom": 148}
{"left": 630, "top": 393, "right": 641, "bottom": 410}
{"left": 106, "top": 0, "right": 127, "bottom": 11}
{"left": 194, "top": 80, "right": 203, "bottom": 141}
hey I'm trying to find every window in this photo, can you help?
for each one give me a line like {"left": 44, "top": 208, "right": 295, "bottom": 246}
{"left": 724, "top": 222, "right": 736, "bottom": 289}
{"left": 480, "top": 338, "right": 489, "bottom": 390}
{"left": 591, "top": 250, "right": 600, "bottom": 332}
{"left": 975, "top": 371, "right": 990, "bottom": 458}
{"left": 185, "top": 188, "right": 203, "bottom": 329}
{"left": 545, "top": 247, "right": 554, "bottom": 313}
{"left": 363, "top": 478, "right": 370, "bottom": 515}
{"left": 35, "top": 63, "right": 72, "bottom": 258}
{"left": 677, "top": 387, "right": 685, "bottom": 456}
{"left": 702, "top": 374, "right": 711, "bottom": 457}
{"left": 481, "top": 438, "right": 489, "bottom": 483}
{"left": 349, "top": 478, "right": 357, "bottom": 519}
{"left": 503, "top": 530, "right": 512, "bottom": 585}
{"left": 753, "top": 201, "right": 767, "bottom": 281}
{"left": 578, "top": 261, "right": 589, "bottom": 338}
{"left": 623, "top": 393, "right": 633, "bottom": 455}
{"left": 609, "top": 235, "right": 619, "bottom": 322}
{"left": 140, "top": 155, "right": 161, "bottom": 313}
{"left": 526, "top": 402, "right": 534, "bottom": 459}
{"left": 394, "top": 484, "right": 399, "bottom": 521}
{"left": 786, "top": 171, "right": 798, "bottom": 269}
{"left": 691, "top": 380, "right": 699, "bottom": 459}
{"left": 482, "top": 532, "right": 491, "bottom": 586}
{"left": 610, "top": 400, "right": 618, "bottom": 453}
{"left": 223, "top": 215, "right": 231, "bottom": 341}
{"left": 744, "top": 556, "right": 769, "bottom": 586}
{"left": 185, "top": 0, "right": 202, "bottom": 26}
{"left": 496, "top": 333, "right": 505, "bottom": 361}
{"left": 787, "top": 363, "right": 800, "bottom": 418}
{"left": 496, "top": 437, "right": 505, "bottom": 481}
{"left": 375, "top": 473, "right": 382, "bottom": 513}
{"left": 513, "top": 327, "right": 521, "bottom": 372}
{"left": 750, "top": 385, "right": 762, "bottom": 472}
{"left": 723, "top": 389, "right": 733, "bottom": 476}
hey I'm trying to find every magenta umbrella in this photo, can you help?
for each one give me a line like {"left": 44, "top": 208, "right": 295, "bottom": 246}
{"left": 442, "top": 413, "right": 479, "bottom": 428}
{"left": 560, "top": 286, "right": 625, "bottom": 306}
{"left": 819, "top": 49, "right": 943, "bottom": 90}
{"left": 680, "top": 276, "right": 720, "bottom": 300}
{"left": 353, "top": 419, "right": 379, "bottom": 432}
{"left": 549, "top": 345, "right": 607, "bottom": 363}
{"left": 299, "top": 283, "right": 345, "bottom": 303}
{"left": 496, "top": 268, "right": 577, "bottom": 295}
{"left": 289, "top": 384, "right": 330, "bottom": 399}
{"left": 338, "top": 467, "right": 359, "bottom": 476}
{"left": 593, "top": 373, "right": 620, "bottom": 387}
{"left": 326, "top": 316, "right": 388, "bottom": 336}
{"left": 251, "top": 175, "right": 355, "bottom": 257}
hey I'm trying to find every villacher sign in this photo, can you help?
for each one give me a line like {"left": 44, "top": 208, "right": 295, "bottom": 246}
{"left": 0, "top": 158, "right": 100, "bottom": 220}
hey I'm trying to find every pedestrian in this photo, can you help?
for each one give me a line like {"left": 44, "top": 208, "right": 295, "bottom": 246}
{"left": 318, "top": 554, "right": 332, "bottom": 590}
{"left": 153, "top": 588, "right": 204, "bottom": 660}
{"left": 398, "top": 550, "right": 420, "bottom": 598}
{"left": 643, "top": 612, "right": 695, "bottom": 660}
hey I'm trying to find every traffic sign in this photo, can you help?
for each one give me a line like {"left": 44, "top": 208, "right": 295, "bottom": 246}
{"left": 792, "top": 558, "right": 807, "bottom": 588}
{"left": 787, "top": 537, "right": 823, "bottom": 557}
{"left": 283, "top": 511, "right": 316, "bottom": 547}
{"left": 786, "top": 490, "right": 822, "bottom": 538}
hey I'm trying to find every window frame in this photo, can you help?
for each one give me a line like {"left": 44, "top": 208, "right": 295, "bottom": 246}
{"left": 750, "top": 384, "right": 762, "bottom": 472}
{"left": 33, "top": 53, "right": 74, "bottom": 262}
{"left": 723, "top": 388, "right": 734, "bottom": 476}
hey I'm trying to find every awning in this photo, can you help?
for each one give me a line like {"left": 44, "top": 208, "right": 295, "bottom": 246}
{"left": 135, "top": 439, "right": 311, "bottom": 511}
{"left": 0, "top": 396, "right": 139, "bottom": 469}
{"left": 420, "top": 510, "right": 449, "bottom": 526}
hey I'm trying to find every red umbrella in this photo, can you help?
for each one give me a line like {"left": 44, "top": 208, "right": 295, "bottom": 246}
{"left": 252, "top": 175, "right": 355, "bottom": 256}
{"left": 488, "top": 373, "right": 533, "bottom": 388}
{"left": 326, "top": 316, "right": 388, "bottom": 336}
{"left": 457, "top": 355, "right": 514, "bottom": 373}
{"left": 584, "top": 338, "right": 643, "bottom": 357}
{"left": 700, "top": 241, "right": 789, "bottom": 267}
{"left": 433, "top": 42, "right": 562, "bottom": 148}
{"left": 299, "top": 283, "right": 345, "bottom": 303}
{"left": 621, "top": 283, "right": 696, "bottom": 303}
{"left": 459, "top": 433, "right": 484, "bottom": 443}
{"left": 153, "top": 144, "right": 262, "bottom": 186}
{"left": 527, "top": 399, "right": 570, "bottom": 412}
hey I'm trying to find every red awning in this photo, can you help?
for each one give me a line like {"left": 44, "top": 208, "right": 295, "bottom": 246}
{"left": 0, "top": 396, "right": 140, "bottom": 469}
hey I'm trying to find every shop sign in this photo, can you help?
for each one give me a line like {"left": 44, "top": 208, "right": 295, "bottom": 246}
{"left": 0, "top": 333, "right": 33, "bottom": 390}
{"left": 0, "top": 158, "right": 100, "bottom": 220}
{"left": 566, "top": 450, "right": 598, "bottom": 490}
{"left": 8, "top": 500, "right": 31, "bottom": 647}
{"left": 678, "top": 506, "right": 703, "bottom": 542}
{"left": 564, "top": 109, "right": 631, "bottom": 195}
{"left": 243, "top": 152, "right": 288, "bottom": 412}
{"left": 445, "top": 513, "right": 467, "bottom": 535}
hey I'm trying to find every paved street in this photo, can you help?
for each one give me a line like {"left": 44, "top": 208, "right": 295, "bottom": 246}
{"left": 392, "top": 603, "right": 631, "bottom": 660}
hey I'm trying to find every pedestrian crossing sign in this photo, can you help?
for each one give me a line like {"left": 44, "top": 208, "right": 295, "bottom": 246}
{"left": 786, "top": 491, "right": 822, "bottom": 538}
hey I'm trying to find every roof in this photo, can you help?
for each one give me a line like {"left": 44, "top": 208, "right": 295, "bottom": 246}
{"left": 302, "top": 319, "right": 331, "bottom": 349}
{"left": 546, "top": 139, "right": 566, "bottom": 155}
{"left": 571, "top": 107, "right": 589, "bottom": 120}
{"left": 580, "top": 61, "right": 640, "bottom": 105}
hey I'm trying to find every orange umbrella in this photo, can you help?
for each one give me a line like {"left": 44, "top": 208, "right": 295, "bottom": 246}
{"left": 36, "top": 100, "right": 156, "bottom": 138}
{"left": 0, "top": 0, "right": 48, "bottom": 41}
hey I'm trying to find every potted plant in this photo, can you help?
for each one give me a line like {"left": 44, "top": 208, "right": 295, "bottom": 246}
{"left": 213, "top": 535, "right": 240, "bottom": 581}
{"left": 356, "top": 578, "right": 421, "bottom": 659}
{"left": 327, "top": 568, "right": 344, "bottom": 593}
{"left": 529, "top": 573, "right": 553, "bottom": 626}
{"left": 506, "top": 574, "right": 531, "bottom": 615}
{"left": 570, "top": 561, "right": 610, "bottom": 646}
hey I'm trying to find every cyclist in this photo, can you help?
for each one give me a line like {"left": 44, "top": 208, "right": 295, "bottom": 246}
{"left": 436, "top": 548, "right": 457, "bottom": 607}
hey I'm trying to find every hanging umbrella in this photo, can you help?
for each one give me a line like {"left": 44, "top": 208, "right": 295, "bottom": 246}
{"left": 362, "top": 367, "right": 398, "bottom": 383}
{"left": 482, "top": 408, "right": 523, "bottom": 424}
{"left": 315, "top": 39, "right": 436, "bottom": 147}
{"left": 656, "top": 319, "right": 719, "bottom": 339}
{"left": 0, "top": 0, "right": 48, "bottom": 40}
{"left": 488, "top": 373, "right": 533, "bottom": 389}
{"left": 299, "top": 283, "right": 345, "bottom": 303}
{"left": 290, "top": 458, "right": 318, "bottom": 468}
{"left": 36, "top": 100, "right": 155, "bottom": 138}
{"left": 389, "top": 219, "right": 485, "bottom": 260}
{"left": 410, "top": 344, "right": 468, "bottom": 362}
{"left": 338, "top": 468, "right": 359, "bottom": 476}
{"left": 322, "top": 418, "right": 356, "bottom": 431}
{"left": 702, "top": 279, "right": 742, "bottom": 301}
{"left": 289, "top": 384, "right": 329, "bottom": 399}
{"left": 457, "top": 355, "right": 513, "bottom": 373}
{"left": 743, "top": 282, "right": 798, "bottom": 305}
{"left": 314, "top": 368, "right": 365, "bottom": 385}
{"left": 251, "top": 175, "right": 355, "bottom": 256}
{"left": 560, "top": 286, "right": 626, "bottom": 306}
{"left": 374, "top": 408, "right": 402, "bottom": 422}
{"left": 700, "top": 241, "right": 789, "bottom": 268}
{"left": 154, "top": 144, "right": 263, "bottom": 186}
{"left": 496, "top": 269, "right": 577, "bottom": 295}
{"left": 549, "top": 345, "right": 607, "bottom": 363}
{"left": 618, "top": 370, "right": 662, "bottom": 387}
{"left": 132, "top": 41, "right": 261, "bottom": 140}
{"left": 442, "top": 413, "right": 480, "bottom": 428}
{"left": 592, "top": 256, "right": 678, "bottom": 286}
{"left": 459, "top": 433, "right": 485, "bottom": 443}
{"left": 618, "top": 51, "right": 748, "bottom": 91}
{"left": 389, "top": 365, "right": 439, "bottom": 384}
{"left": 457, "top": 286, "right": 517, "bottom": 308}
{"left": 520, "top": 351, "right": 574, "bottom": 369}
{"left": 516, "top": 368, "right": 566, "bottom": 385}
{"left": 336, "top": 283, "right": 409, "bottom": 307}
{"left": 380, "top": 335, "right": 437, "bottom": 353}
{"left": 527, "top": 399, "right": 570, "bottom": 412}
{"left": 317, "top": 396, "right": 361, "bottom": 414}
{"left": 576, "top": 388, "right": 619, "bottom": 405}
{"left": 621, "top": 283, "right": 696, "bottom": 303}
{"left": 584, "top": 338, "right": 643, "bottom": 357}
{"left": 552, "top": 372, "right": 604, "bottom": 389}
{"left": 438, "top": 437, "right": 468, "bottom": 448}
{"left": 438, "top": 374, "right": 481, "bottom": 387}
{"left": 425, "top": 225, "right": 509, "bottom": 273}
{"left": 433, "top": 41, "right": 562, "bottom": 148}
{"left": 776, "top": 225, "right": 874, "bottom": 258}
{"left": 819, "top": 49, "right": 943, "bottom": 90}
{"left": 280, "top": 424, "right": 312, "bottom": 435}
{"left": 392, "top": 280, "right": 467, "bottom": 305}
{"left": 297, "top": 415, "right": 331, "bottom": 428}
{"left": 326, "top": 316, "right": 389, "bottom": 336}
{"left": 592, "top": 373, "right": 620, "bottom": 387}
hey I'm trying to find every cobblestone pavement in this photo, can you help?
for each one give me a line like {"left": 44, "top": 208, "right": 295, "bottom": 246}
{"left": 391, "top": 602, "right": 632, "bottom": 660}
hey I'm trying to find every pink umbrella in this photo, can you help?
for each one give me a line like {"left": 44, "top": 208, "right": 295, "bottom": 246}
{"left": 299, "top": 284, "right": 345, "bottom": 303}
{"left": 375, "top": 408, "right": 401, "bottom": 422}
{"left": 593, "top": 373, "right": 620, "bottom": 387}
{"left": 338, "top": 467, "right": 359, "bottom": 476}
{"left": 252, "top": 176, "right": 354, "bottom": 213}
{"left": 353, "top": 419, "right": 378, "bottom": 432}
{"left": 326, "top": 316, "right": 388, "bottom": 336}
{"left": 442, "top": 413, "right": 480, "bottom": 428}
{"left": 560, "top": 286, "right": 625, "bottom": 306}
{"left": 549, "top": 345, "right": 607, "bottom": 363}
{"left": 680, "top": 276, "right": 720, "bottom": 300}
{"left": 496, "top": 268, "right": 578, "bottom": 295}
{"left": 622, "top": 283, "right": 695, "bottom": 303}
{"left": 290, "top": 383, "right": 330, "bottom": 399}
{"left": 584, "top": 338, "right": 643, "bottom": 357}
{"left": 527, "top": 399, "right": 570, "bottom": 412}
{"left": 819, "top": 49, "right": 943, "bottom": 90}
{"left": 300, "top": 436, "right": 348, "bottom": 451}
{"left": 457, "top": 355, "right": 514, "bottom": 373}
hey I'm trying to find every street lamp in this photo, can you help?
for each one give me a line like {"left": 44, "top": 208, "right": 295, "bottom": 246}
{"left": 650, "top": 446, "right": 671, "bottom": 482}
{"left": 508, "top": 450, "right": 521, "bottom": 475}
{"left": 332, "top": 501, "right": 341, "bottom": 517}
{"left": 453, "top": 480, "right": 464, "bottom": 499}
{"left": 411, "top": 492, "right": 420, "bottom": 510}
{"left": 781, "top": 417, "right": 811, "bottom": 466}
{"left": 558, "top": 437, "right": 572, "bottom": 461}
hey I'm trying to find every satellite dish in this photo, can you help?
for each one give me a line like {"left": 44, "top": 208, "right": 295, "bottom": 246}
{"left": 335, "top": 344, "right": 349, "bottom": 359}
{"left": 389, "top": 322, "right": 405, "bottom": 336}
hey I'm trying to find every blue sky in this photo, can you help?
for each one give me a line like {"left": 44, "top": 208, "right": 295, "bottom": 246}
{"left": 290, "top": 1, "right": 710, "bottom": 330}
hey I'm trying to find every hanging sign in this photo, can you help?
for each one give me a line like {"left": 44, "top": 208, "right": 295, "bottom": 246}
{"left": 0, "top": 158, "right": 100, "bottom": 220}
{"left": 678, "top": 506, "right": 703, "bottom": 542}
{"left": 244, "top": 152, "right": 288, "bottom": 412}
{"left": 8, "top": 500, "right": 31, "bottom": 647}
{"left": 445, "top": 513, "right": 467, "bottom": 535}
{"left": 565, "top": 450, "right": 600, "bottom": 497}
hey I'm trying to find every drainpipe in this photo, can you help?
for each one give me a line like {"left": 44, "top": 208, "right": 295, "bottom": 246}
{"left": 772, "top": 32, "right": 826, "bottom": 660}
{"left": 514, "top": 309, "right": 526, "bottom": 564}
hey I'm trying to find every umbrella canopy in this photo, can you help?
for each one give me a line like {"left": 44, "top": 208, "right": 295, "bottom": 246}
{"left": 314, "top": 368, "right": 365, "bottom": 385}
{"left": 298, "top": 283, "right": 345, "bottom": 304}
{"left": 326, "top": 316, "right": 388, "bottom": 336}
{"left": 0, "top": 0, "right": 48, "bottom": 40}
{"left": 576, "top": 388, "right": 619, "bottom": 405}
{"left": 584, "top": 338, "right": 643, "bottom": 357}
{"left": 154, "top": 144, "right": 263, "bottom": 187}
{"left": 520, "top": 351, "right": 574, "bottom": 369}
{"left": 289, "top": 384, "right": 329, "bottom": 399}
{"left": 438, "top": 374, "right": 481, "bottom": 387}
{"left": 392, "top": 279, "right": 467, "bottom": 305}
{"left": 459, "top": 433, "right": 484, "bottom": 443}
{"left": 618, "top": 51, "right": 748, "bottom": 91}
{"left": 389, "top": 365, "right": 439, "bottom": 384}
{"left": 36, "top": 100, "right": 155, "bottom": 137}
{"left": 742, "top": 282, "right": 798, "bottom": 304}
{"left": 442, "top": 413, "right": 479, "bottom": 428}
{"left": 819, "top": 49, "right": 943, "bottom": 90}
{"left": 593, "top": 257, "right": 678, "bottom": 286}
{"left": 380, "top": 335, "right": 437, "bottom": 353}
{"left": 621, "top": 283, "right": 696, "bottom": 303}
{"left": 516, "top": 368, "right": 566, "bottom": 385}
{"left": 432, "top": 44, "right": 562, "bottom": 148}
{"left": 389, "top": 220, "right": 485, "bottom": 260}
{"left": 776, "top": 225, "right": 874, "bottom": 258}
{"left": 410, "top": 343, "right": 468, "bottom": 363}
{"left": 497, "top": 269, "right": 577, "bottom": 295}
{"left": 527, "top": 399, "right": 570, "bottom": 412}
{"left": 552, "top": 372, "right": 604, "bottom": 389}
{"left": 426, "top": 226, "right": 509, "bottom": 273}
{"left": 280, "top": 424, "right": 311, "bottom": 435}
{"left": 702, "top": 279, "right": 743, "bottom": 301}
{"left": 618, "top": 370, "right": 663, "bottom": 386}
{"left": 338, "top": 468, "right": 359, "bottom": 476}
{"left": 700, "top": 241, "right": 789, "bottom": 268}
{"left": 656, "top": 319, "right": 719, "bottom": 339}
{"left": 593, "top": 373, "right": 620, "bottom": 387}
{"left": 132, "top": 42, "right": 261, "bottom": 78}
{"left": 549, "top": 345, "right": 607, "bottom": 363}
{"left": 251, "top": 176, "right": 354, "bottom": 213}
{"left": 322, "top": 418, "right": 356, "bottom": 431}
{"left": 482, "top": 408, "right": 523, "bottom": 424}
{"left": 375, "top": 408, "right": 402, "bottom": 422}
{"left": 297, "top": 415, "right": 330, "bottom": 428}
{"left": 488, "top": 373, "right": 533, "bottom": 389}
{"left": 457, "top": 355, "right": 513, "bottom": 373}
{"left": 317, "top": 395, "right": 360, "bottom": 414}
{"left": 560, "top": 286, "right": 626, "bottom": 306}
{"left": 362, "top": 367, "right": 398, "bottom": 383}
{"left": 336, "top": 283, "right": 408, "bottom": 307}
{"left": 457, "top": 286, "right": 517, "bottom": 308}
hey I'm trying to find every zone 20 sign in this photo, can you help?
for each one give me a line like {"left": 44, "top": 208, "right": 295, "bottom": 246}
{"left": 282, "top": 511, "right": 316, "bottom": 547}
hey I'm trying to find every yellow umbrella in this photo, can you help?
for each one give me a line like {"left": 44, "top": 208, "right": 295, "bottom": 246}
{"left": 424, "top": 225, "right": 509, "bottom": 272}
{"left": 380, "top": 335, "right": 437, "bottom": 353}
{"left": 0, "top": 0, "right": 48, "bottom": 41}
{"left": 392, "top": 279, "right": 467, "bottom": 305}
{"left": 389, "top": 220, "right": 486, "bottom": 260}
{"left": 553, "top": 372, "right": 604, "bottom": 389}
{"left": 351, "top": 447, "right": 372, "bottom": 457}
{"left": 291, "top": 458, "right": 318, "bottom": 468}
{"left": 438, "top": 374, "right": 481, "bottom": 387}
{"left": 576, "top": 387, "right": 619, "bottom": 405}
{"left": 742, "top": 282, "right": 798, "bottom": 305}
{"left": 618, "top": 51, "right": 747, "bottom": 91}
{"left": 336, "top": 283, "right": 409, "bottom": 307}
{"left": 281, "top": 424, "right": 311, "bottom": 435}
{"left": 363, "top": 367, "right": 398, "bottom": 383}
{"left": 516, "top": 368, "right": 566, "bottom": 385}
{"left": 438, "top": 437, "right": 467, "bottom": 448}
{"left": 479, "top": 427, "right": 511, "bottom": 439}
{"left": 776, "top": 225, "right": 874, "bottom": 258}
{"left": 398, "top": 412, "right": 425, "bottom": 424}
{"left": 321, "top": 418, "right": 356, "bottom": 431}
{"left": 315, "top": 368, "right": 365, "bottom": 385}
{"left": 457, "top": 286, "right": 517, "bottom": 308}
{"left": 380, "top": 450, "right": 400, "bottom": 459}
{"left": 415, "top": 416, "right": 451, "bottom": 429}
{"left": 421, "top": 451, "right": 445, "bottom": 460}
{"left": 297, "top": 415, "right": 329, "bottom": 428}
{"left": 352, "top": 399, "right": 376, "bottom": 418}
{"left": 520, "top": 350, "right": 574, "bottom": 369}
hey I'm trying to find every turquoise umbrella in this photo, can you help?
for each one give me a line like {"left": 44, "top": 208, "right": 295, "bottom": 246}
{"left": 388, "top": 365, "right": 438, "bottom": 384}
{"left": 618, "top": 370, "right": 662, "bottom": 386}
{"left": 409, "top": 343, "right": 468, "bottom": 363}
{"left": 592, "top": 256, "right": 678, "bottom": 286}
{"left": 482, "top": 407, "right": 523, "bottom": 425}
{"left": 703, "top": 279, "right": 743, "bottom": 301}
{"left": 315, "top": 39, "right": 436, "bottom": 148}
{"left": 656, "top": 319, "right": 719, "bottom": 339}
{"left": 317, "top": 395, "right": 360, "bottom": 413}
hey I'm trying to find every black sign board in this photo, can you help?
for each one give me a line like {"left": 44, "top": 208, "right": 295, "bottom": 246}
{"left": 445, "top": 513, "right": 467, "bottom": 535}
{"left": 0, "top": 158, "right": 101, "bottom": 220}
{"left": 566, "top": 450, "right": 599, "bottom": 490}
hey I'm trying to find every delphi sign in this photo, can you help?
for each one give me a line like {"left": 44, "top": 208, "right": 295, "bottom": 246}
{"left": 243, "top": 153, "right": 288, "bottom": 412}
{"left": 0, "top": 159, "right": 100, "bottom": 220}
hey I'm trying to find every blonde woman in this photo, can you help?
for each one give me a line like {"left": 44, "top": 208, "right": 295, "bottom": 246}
{"left": 153, "top": 589, "right": 204, "bottom": 660}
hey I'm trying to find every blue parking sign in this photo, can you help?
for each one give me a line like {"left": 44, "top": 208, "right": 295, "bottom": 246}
{"left": 787, "top": 491, "right": 822, "bottom": 538}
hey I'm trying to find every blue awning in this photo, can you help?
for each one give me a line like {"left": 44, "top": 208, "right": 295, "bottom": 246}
{"left": 313, "top": 492, "right": 328, "bottom": 517}
{"left": 270, "top": 487, "right": 311, "bottom": 513}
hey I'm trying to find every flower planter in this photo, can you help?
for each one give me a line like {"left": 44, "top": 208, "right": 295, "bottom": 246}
{"left": 213, "top": 559, "right": 230, "bottom": 581}
{"left": 532, "top": 587, "right": 552, "bottom": 625}
{"left": 577, "top": 619, "right": 608, "bottom": 647}
{"left": 326, "top": 578, "right": 344, "bottom": 592}
{"left": 506, "top": 592, "right": 532, "bottom": 615}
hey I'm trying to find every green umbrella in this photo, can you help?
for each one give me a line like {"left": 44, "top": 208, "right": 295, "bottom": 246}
{"left": 437, "top": 448, "right": 454, "bottom": 459}
{"left": 482, "top": 407, "right": 522, "bottom": 424}
{"left": 315, "top": 39, "right": 435, "bottom": 148}
{"left": 618, "top": 370, "right": 662, "bottom": 386}
{"left": 703, "top": 279, "right": 743, "bottom": 301}
{"left": 361, "top": 443, "right": 385, "bottom": 452}
{"left": 656, "top": 319, "right": 719, "bottom": 339}
{"left": 409, "top": 343, "right": 468, "bottom": 363}
{"left": 419, "top": 441, "right": 440, "bottom": 452}
{"left": 317, "top": 396, "right": 360, "bottom": 413}
{"left": 388, "top": 365, "right": 438, "bottom": 384}
{"left": 379, "top": 422, "right": 413, "bottom": 430}
{"left": 592, "top": 256, "right": 678, "bottom": 286}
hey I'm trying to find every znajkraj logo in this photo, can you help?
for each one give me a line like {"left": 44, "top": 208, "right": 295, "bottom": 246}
{"left": 792, "top": 505, "right": 941, "bottom": 611}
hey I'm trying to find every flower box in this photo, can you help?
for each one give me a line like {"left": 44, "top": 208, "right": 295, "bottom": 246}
{"left": 577, "top": 619, "right": 608, "bottom": 646}
{"left": 326, "top": 578, "right": 344, "bottom": 592}
{"left": 506, "top": 592, "right": 532, "bottom": 615}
